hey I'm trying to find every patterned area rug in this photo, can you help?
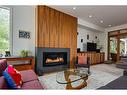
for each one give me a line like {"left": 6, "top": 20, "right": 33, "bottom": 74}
{"left": 38, "top": 64, "right": 123, "bottom": 89}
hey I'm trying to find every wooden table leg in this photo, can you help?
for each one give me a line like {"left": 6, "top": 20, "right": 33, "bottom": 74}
{"left": 66, "top": 78, "right": 88, "bottom": 90}
{"left": 64, "top": 70, "right": 88, "bottom": 90}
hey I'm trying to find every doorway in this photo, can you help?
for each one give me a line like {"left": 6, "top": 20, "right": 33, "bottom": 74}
{"left": 109, "top": 36, "right": 118, "bottom": 62}
{"left": 108, "top": 31, "right": 127, "bottom": 62}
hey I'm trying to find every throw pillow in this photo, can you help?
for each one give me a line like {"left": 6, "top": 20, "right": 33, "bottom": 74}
{"left": 78, "top": 55, "right": 87, "bottom": 64}
{"left": 0, "top": 59, "right": 7, "bottom": 76}
{"left": 3, "top": 65, "right": 23, "bottom": 89}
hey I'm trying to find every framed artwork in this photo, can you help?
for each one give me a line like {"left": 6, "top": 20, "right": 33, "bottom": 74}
{"left": 81, "top": 39, "right": 83, "bottom": 43}
{"left": 87, "top": 34, "right": 89, "bottom": 40}
{"left": 95, "top": 36, "right": 97, "bottom": 39}
{"left": 19, "top": 30, "right": 30, "bottom": 39}
{"left": 5, "top": 51, "right": 11, "bottom": 57}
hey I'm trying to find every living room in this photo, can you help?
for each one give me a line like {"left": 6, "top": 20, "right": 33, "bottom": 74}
{"left": 1, "top": 1, "right": 127, "bottom": 94}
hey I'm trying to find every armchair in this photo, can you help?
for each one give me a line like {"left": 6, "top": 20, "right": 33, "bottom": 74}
{"left": 75, "top": 54, "right": 90, "bottom": 74}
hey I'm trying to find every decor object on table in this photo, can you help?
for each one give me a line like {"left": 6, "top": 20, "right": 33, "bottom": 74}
{"left": 20, "top": 50, "right": 31, "bottom": 57}
{"left": 5, "top": 51, "right": 11, "bottom": 57}
{"left": 0, "top": 54, "right": 3, "bottom": 57}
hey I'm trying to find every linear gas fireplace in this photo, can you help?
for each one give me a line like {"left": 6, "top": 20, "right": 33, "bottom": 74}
{"left": 43, "top": 52, "right": 67, "bottom": 67}
{"left": 36, "top": 48, "right": 70, "bottom": 75}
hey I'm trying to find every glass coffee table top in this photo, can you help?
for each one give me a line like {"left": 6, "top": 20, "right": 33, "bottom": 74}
{"left": 56, "top": 68, "right": 88, "bottom": 84}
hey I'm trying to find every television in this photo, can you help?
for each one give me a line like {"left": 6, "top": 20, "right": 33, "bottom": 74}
{"left": 87, "top": 42, "right": 97, "bottom": 51}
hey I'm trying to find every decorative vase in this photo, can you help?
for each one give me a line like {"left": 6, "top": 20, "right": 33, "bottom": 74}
{"left": 20, "top": 50, "right": 29, "bottom": 57}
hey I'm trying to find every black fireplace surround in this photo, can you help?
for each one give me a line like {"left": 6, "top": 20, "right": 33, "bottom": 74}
{"left": 36, "top": 47, "right": 70, "bottom": 75}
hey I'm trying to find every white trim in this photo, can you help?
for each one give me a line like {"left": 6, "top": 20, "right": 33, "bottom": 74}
{"left": 9, "top": 7, "right": 13, "bottom": 55}
{"left": 105, "top": 23, "right": 127, "bottom": 32}
{"left": 0, "top": 6, "right": 10, "bottom": 10}
{"left": 78, "top": 18, "right": 105, "bottom": 32}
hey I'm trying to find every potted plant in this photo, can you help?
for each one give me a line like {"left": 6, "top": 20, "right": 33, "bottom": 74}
{"left": 20, "top": 50, "right": 31, "bottom": 57}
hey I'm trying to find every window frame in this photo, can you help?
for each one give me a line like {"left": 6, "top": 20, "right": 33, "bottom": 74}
{"left": 0, "top": 6, "right": 13, "bottom": 55}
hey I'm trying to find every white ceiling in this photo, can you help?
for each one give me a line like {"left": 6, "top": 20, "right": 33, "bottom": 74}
{"left": 50, "top": 6, "right": 127, "bottom": 28}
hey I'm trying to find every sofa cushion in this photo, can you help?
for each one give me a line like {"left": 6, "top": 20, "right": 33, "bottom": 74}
{"left": 0, "top": 76, "right": 8, "bottom": 89}
{"left": 0, "top": 59, "right": 7, "bottom": 76}
{"left": 3, "top": 65, "right": 23, "bottom": 89}
{"left": 20, "top": 70, "right": 38, "bottom": 83}
{"left": 98, "top": 76, "right": 127, "bottom": 89}
{"left": 21, "top": 80, "right": 43, "bottom": 89}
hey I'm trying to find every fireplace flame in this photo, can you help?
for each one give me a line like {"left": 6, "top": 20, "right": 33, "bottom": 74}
{"left": 46, "top": 57, "right": 64, "bottom": 63}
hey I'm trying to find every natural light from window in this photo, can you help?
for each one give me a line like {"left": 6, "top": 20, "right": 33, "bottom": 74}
{"left": 0, "top": 7, "right": 10, "bottom": 54}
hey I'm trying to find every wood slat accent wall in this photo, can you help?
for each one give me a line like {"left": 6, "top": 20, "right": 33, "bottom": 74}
{"left": 36, "top": 6, "right": 77, "bottom": 68}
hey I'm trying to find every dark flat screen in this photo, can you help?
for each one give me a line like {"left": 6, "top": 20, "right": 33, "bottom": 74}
{"left": 87, "top": 42, "right": 96, "bottom": 51}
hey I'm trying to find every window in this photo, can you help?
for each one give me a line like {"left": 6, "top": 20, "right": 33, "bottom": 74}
{"left": 0, "top": 7, "right": 10, "bottom": 54}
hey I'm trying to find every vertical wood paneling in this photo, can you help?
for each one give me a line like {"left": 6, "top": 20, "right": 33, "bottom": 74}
{"left": 100, "top": 53, "right": 105, "bottom": 63}
{"left": 87, "top": 52, "right": 92, "bottom": 64}
{"left": 91, "top": 52, "right": 95, "bottom": 64}
{"left": 59, "top": 13, "right": 71, "bottom": 48}
{"left": 70, "top": 17, "right": 77, "bottom": 68}
{"left": 49, "top": 9, "right": 59, "bottom": 48}
{"left": 37, "top": 6, "right": 50, "bottom": 47}
{"left": 96, "top": 53, "right": 100, "bottom": 63}
{"left": 59, "top": 13, "right": 66, "bottom": 48}
{"left": 36, "top": 5, "right": 77, "bottom": 68}
{"left": 44, "top": 7, "right": 50, "bottom": 47}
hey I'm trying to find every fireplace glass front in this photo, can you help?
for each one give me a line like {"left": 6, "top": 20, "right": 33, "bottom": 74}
{"left": 43, "top": 52, "right": 67, "bottom": 67}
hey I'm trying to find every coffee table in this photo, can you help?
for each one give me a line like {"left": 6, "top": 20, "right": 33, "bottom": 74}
{"left": 56, "top": 69, "right": 88, "bottom": 89}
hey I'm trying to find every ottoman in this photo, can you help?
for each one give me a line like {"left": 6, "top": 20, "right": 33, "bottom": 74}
{"left": 124, "top": 69, "right": 127, "bottom": 76}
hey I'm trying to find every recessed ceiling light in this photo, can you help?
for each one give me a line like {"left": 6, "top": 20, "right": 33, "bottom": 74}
{"left": 73, "top": 7, "right": 76, "bottom": 10}
{"left": 100, "top": 20, "right": 104, "bottom": 23}
{"left": 88, "top": 15, "right": 92, "bottom": 18}
{"left": 108, "top": 25, "right": 112, "bottom": 27}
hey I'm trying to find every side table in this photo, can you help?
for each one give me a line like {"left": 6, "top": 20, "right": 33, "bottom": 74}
{"left": 0, "top": 56, "right": 35, "bottom": 71}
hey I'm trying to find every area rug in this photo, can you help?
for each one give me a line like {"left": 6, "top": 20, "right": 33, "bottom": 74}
{"left": 38, "top": 64, "right": 123, "bottom": 89}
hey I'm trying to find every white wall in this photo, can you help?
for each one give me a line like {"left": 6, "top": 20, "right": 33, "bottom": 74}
{"left": 77, "top": 27, "right": 101, "bottom": 51}
{"left": 78, "top": 18, "right": 107, "bottom": 60}
{"left": 10, "top": 6, "right": 35, "bottom": 56}
{"left": 77, "top": 27, "right": 108, "bottom": 60}
{"left": 99, "top": 32, "right": 108, "bottom": 60}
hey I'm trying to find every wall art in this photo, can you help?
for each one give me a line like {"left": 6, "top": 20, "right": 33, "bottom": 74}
{"left": 19, "top": 30, "right": 30, "bottom": 39}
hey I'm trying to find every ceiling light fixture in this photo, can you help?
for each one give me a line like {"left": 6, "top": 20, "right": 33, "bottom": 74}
{"left": 100, "top": 20, "right": 103, "bottom": 23}
{"left": 88, "top": 15, "right": 92, "bottom": 18}
{"left": 73, "top": 7, "right": 76, "bottom": 10}
{"left": 108, "top": 25, "right": 112, "bottom": 27}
